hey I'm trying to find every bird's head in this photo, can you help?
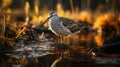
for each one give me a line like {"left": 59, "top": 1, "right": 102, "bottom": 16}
{"left": 39, "top": 12, "right": 58, "bottom": 27}
{"left": 48, "top": 12, "right": 58, "bottom": 19}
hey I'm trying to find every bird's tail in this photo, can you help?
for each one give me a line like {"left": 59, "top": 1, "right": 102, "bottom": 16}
{"left": 78, "top": 23, "right": 92, "bottom": 30}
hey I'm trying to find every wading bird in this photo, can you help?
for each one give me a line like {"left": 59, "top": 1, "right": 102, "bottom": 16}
{"left": 46, "top": 12, "right": 90, "bottom": 44}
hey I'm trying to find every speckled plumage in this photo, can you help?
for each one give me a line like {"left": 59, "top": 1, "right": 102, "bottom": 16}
{"left": 48, "top": 12, "right": 88, "bottom": 37}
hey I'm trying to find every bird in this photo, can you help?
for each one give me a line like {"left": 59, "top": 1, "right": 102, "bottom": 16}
{"left": 47, "top": 12, "right": 90, "bottom": 38}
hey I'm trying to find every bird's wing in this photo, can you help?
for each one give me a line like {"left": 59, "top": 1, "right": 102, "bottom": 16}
{"left": 59, "top": 17, "right": 85, "bottom": 33}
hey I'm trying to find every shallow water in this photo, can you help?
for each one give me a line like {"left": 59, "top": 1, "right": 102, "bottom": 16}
{"left": 0, "top": 53, "right": 120, "bottom": 67}
{"left": 0, "top": 34, "right": 120, "bottom": 67}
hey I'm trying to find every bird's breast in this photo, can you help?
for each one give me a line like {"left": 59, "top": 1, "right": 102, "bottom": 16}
{"left": 49, "top": 19, "right": 71, "bottom": 36}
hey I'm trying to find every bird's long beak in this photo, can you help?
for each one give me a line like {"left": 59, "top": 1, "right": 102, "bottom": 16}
{"left": 39, "top": 16, "right": 51, "bottom": 27}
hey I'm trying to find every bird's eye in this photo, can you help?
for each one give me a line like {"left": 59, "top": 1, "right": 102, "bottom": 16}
{"left": 50, "top": 14, "right": 53, "bottom": 17}
{"left": 51, "top": 14, "right": 53, "bottom": 16}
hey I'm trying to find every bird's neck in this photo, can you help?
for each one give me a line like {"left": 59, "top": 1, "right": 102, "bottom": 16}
{"left": 50, "top": 16, "right": 59, "bottom": 21}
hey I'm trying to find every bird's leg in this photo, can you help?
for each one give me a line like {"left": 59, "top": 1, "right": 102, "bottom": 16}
{"left": 67, "top": 36, "right": 71, "bottom": 45}
{"left": 66, "top": 36, "right": 71, "bottom": 59}
{"left": 60, "top": 36, "right": 63, "bottom": 44}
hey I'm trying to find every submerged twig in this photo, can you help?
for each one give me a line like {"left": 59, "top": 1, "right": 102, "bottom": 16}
{"left": 16, "top": 26, "right": 27, "bottom": 38}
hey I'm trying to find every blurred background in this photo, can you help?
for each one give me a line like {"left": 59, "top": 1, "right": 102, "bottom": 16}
{"left": 0, "top": 0, "right": 120, "bottom": 67}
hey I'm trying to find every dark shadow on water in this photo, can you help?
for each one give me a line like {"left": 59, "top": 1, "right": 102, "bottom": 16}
{"left": 0, "top": 53, "right": 120, "bottom": 67}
